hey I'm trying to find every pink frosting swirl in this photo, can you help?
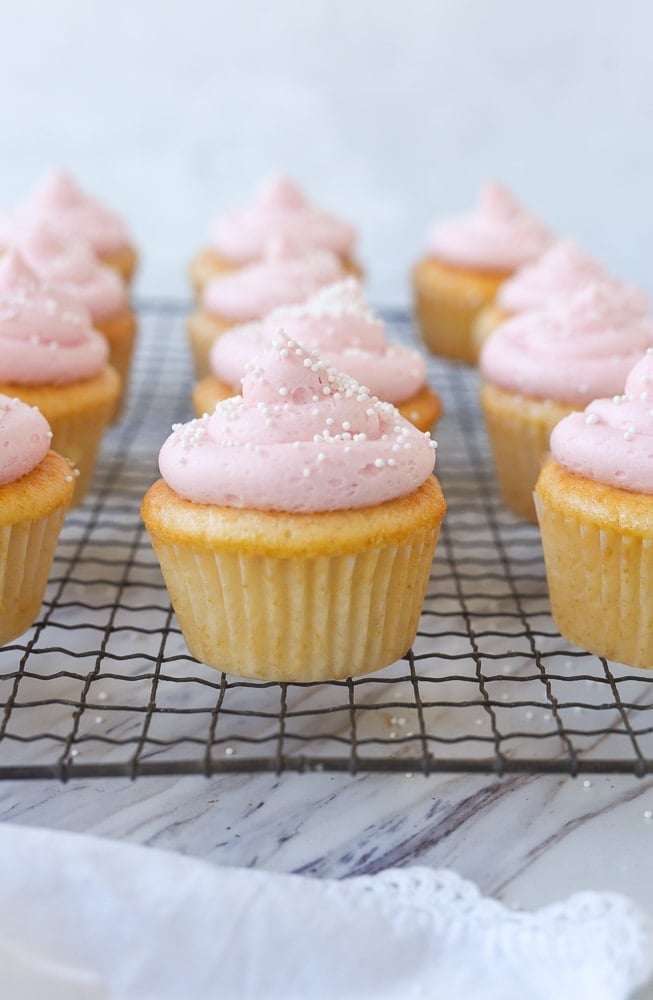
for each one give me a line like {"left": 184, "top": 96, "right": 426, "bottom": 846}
{"left": 0, "top": 171, "right": 130, "bottom": 254}
{"left": 202, "top": 244, "right": 344, "bottom": 322}
{"left": 427, "top": 182, "right": 552, "bottom": 272}
{"left": 17, "top": 224, "right": 127, "bottom": 319}
{"left": 209, "top": 278, "right": 426, "bottom": 405}
{"left": 480, "top": 283, "right": 653, "bottom": 404}
{"left": 160, "top": 333, "right": 437, "bottom": 512}
{"left": 0, "top": 393, "right": 52, "bottom": 486}
{"left": 497, "top": 240, "right": 649, "bottom": 315}
{"left": 209, "top": 175, "right": 357, "bottom": 263}
{"left": 550, "top": 351, "right": 653, "bottom": 493}
{"left": 0, "top": 251, "right": 109, "bottom": 386}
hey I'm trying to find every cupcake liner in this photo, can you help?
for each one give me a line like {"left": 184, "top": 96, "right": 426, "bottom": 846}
{"left": 142, "top": 478, "right": 445, "bottom": 682}
{"left": 413, "top": 259, "right": 508, "bottom": 364}
{"left": 186, "top": 311, "right": 233, "bottom": 380}
{"left": 95, "top": 309, "right": 138, "bottom": 421}
{"left": 471, "top": 303, "right": 510, "bottom": 358}
{"left": 535, "top": 472, "right": 653, "bottom": 668}
{"left": 148, "top": 528, "right": 439, "bottom": 681}
{"left": 0, "top": 452, "right": 74, "bottom": 646}
{"left": 480, "top": 384, "right": 575, "bottom": 522}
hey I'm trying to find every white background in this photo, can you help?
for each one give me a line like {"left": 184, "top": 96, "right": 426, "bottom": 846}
{"left": 0, "top": 0, "right": 651, "bottom": 303}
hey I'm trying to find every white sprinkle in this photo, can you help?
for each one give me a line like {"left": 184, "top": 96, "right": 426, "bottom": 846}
{"left": 374, "top": 458, "right": 385, "bottom": 468}
{"left": 644, "top": 810, "right": 653, "bottom": 821}
{"left": 224, "top": 746, "right": 235, "bottom": 757}
{"left": 585, "top": 412, "right": 599, "bottom": 425}
{"left": 583, "top": 779, "right": 592, "bottom": 789}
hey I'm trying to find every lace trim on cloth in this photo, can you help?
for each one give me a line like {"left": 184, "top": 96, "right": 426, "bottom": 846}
{"left": 0, "top": 826, "right": 649, "bottom": 1000}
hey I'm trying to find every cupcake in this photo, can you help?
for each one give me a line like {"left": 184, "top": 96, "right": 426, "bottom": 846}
{"left": 479, "top": 283, "right": 653, "bottom": 521}
{"left": 0, "top": 251, "right": 120, "bottom": 505}
{"left": 189, "top": 175, "right": 361, "bottom": 295}
{"left": 535, "top": 350, "right": 653, "bottom": 668}
{"left": 472, "top": 240, "right": 648, "bottom": 355}
{"left": 0, "top": 171, "right": 137, "bottom": 285}
{"left": 413, "top": 182, "right": 552, "bottom": 364}
{"left": 0, "top": 395, "right": 74, "bottom": 645}
{"left": 193, "top": 278, "right": 442, "bottom": 432}
{"left": 18, "top": 224, "right": 137, "bottom": 418}
{"left": 142, "top": 333, "right": 445, "bottom": 682}
{"left": 187, "top": 243, "right": 344, "bottom": 378}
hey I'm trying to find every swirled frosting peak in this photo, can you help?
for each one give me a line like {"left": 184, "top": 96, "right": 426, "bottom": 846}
{"left": 0, "top": 393, "right": 52, "bottom": 485}
{"left": 210, "top": 278, "right": 427, "bottom": 405}
{"left": 427, "top": 181, "right": 552, "bottom": 272}
{"left": 550, "top": 350, "right": 653, "bottom": 493}
{"left": 480, "top": 282, "right": 653, "bottom": 404}
{"left": 159, "top": 332, "right": 437, "bottom": 512}
{"left": 0, "top": 170, "right": 130, "bottom": 255}
{"left": 202, "top": 244, "right": 344, "bottom": 322}
{"left": 497, "top": 239, "right": 649, "bottom": 315}
{"left": 209, "top": 175, "right": 357, "bottom": 263}
{"left": 18, "top": 223, "right": 127, "bottom": 319}
{"left": 0, "top": 250, "right": 108, "bottom": 386}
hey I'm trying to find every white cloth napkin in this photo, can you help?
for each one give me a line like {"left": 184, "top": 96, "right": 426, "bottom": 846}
{"left": 0, "top": 823, "right": 650, "bottom": 1000}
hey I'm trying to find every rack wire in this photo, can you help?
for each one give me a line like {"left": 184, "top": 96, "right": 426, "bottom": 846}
{"left": 1, "top": 301, "right": 652, "bottom": 780}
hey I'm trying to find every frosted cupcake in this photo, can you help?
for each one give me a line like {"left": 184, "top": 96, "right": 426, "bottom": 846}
{"left": 536, "top": 351, "right": 653, "bottom": 668}
{"left": 413, "top": 182, "right": 552, "bottom": 364}
{"left": 142, "top": 333, "right": 445, "bottom": 682}
{"left": 189, "top": 175, "right": 361, "bottom": 295}
{"left": 472, "top": 240, "right": 648, "bottom": 355}
{"left": 479, "top": 283, "right": 653, "bottom": 521}
{"left": 0, "top": 251, "right": 120, "bottom": 504}
{"left": 18, "top": 224, "right": 137, "bottom": 418}
{"left": 193, "top": 278, "right": 442, "bottom": 432}
{"left": 0, "top": 171, "right": 137, "bottom": 284}
{"left": 187, "top": 242, "right": 344, "bottom": 378}
{"left": 0, "top": 395, "right": 74, "bottom": 645}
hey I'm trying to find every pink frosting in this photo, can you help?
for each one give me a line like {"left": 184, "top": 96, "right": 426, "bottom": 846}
{"left": 427, "top": 182, "right": 552, "bottom": 272}
{"left": 160, "top": 333, "right": 437, "bottom": 512}
{"left": 0, "top": 251, "right": 109, "bottom": 386}
{"left": 0, "top": 171, "right": 130, "bottom": 255}
{"left": 550, "top": 350, "right": 653, "bottom": 494}
{"left": 0, "top": 393, "right": 52, "bottom": 486}
{"left": 480, "top": 283, "right": 653, "bottom": 404}
{"left": 497, "top": 240, "right": 649, "bottom": 315}
{"left": 209, "top": 175, "right": 357, "bottom": 263}
{"left": 202, "top": 244, "right": 344, "bottom": 322}
{"left": 17, "top": 224, "right": 127, "bottom": 319}
{"left": 209, "top": 279, "right": 426, "bottom": 406}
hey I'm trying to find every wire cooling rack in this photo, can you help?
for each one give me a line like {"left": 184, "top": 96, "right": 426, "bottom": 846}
{"left": 1, "top": 301, "right": 652, "bottom": 780}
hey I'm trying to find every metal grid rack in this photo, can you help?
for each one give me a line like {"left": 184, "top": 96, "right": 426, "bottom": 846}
{"left": 1, "top": 301, "right": 652, "bottom": 780}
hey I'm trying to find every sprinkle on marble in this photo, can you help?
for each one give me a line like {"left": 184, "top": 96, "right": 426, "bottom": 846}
{"left": 582, "top": 780, "right": 592, "bottom": 789}
{"left": 644, "top": 810, "right": 653, "bottom": 821}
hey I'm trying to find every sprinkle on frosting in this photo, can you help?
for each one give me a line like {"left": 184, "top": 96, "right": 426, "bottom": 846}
{"left": 480, "top": 282, "right": 653, "bottom": 404}
{"left": 17, "top": 222, "right": 127, "bottom": 319}
{"left": 0, "top": 170, "right": 130, "bottom": 255}
{"left": 497, "top": 239, "right": 649, "bottom": 315}
{"left": 209, "top": 278, "right": 427, "bottom": 405}
{"left": 0, "top": 393, "right": 52, "bottom": 485}
{"left": 201, "top": 244, "right": 344, "bottom": 322}
{"left": 209, "top": 175, "right": 357, "bottom": 263}
{"left": 160, "top": 332, "right": 436, "bottom": 512}
{"left": 551, "top": 351, "right": 653, "bottom": 493}
{"left": 0, "top": 250, "right": 108, "bottom": 385}
{"left": 427, "top": 181, "right": 552, "bottom": 272}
